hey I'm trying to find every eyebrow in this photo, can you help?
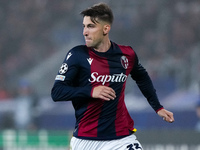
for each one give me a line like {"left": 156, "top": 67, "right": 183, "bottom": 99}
{"left": 83, "top": 20, "right": 98, "bottom": 26}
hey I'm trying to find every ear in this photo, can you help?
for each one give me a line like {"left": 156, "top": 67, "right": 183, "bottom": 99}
{"left": 103, "top": 24, "right": 111, "bottom": 35}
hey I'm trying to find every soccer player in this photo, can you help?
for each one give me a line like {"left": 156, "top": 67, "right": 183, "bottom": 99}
{"left": 51, "top": 3, "right": 174, "bottom": 150}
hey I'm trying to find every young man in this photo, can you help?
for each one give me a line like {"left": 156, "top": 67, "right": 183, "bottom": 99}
{"left": 51, "top": 3, "right": 174, "bottom": 150}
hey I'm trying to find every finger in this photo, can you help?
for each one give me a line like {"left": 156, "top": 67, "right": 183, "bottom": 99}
{"left": 164, "top": 115, "right": 174, "bottom": 123}
{"left": 92, "top": 86, "right": 116, "bottom": 101}
{"left": 103, "top": 86, "right": 116, "bottom": 94}
{"left": 168, "top": 115, "right": 175, "bottom": 123}
{"left": 103, "top": 88, "right": 116, "bottom": 100}
{"left": 166, "top": 117, "right": 174, "bottom": 123}
{"left": 99, "top": 95, "right": 111, "bottom": 101}
{"left": 101, "top": 92, "right": 115, "bottom": 100}
{"left": 167, "top": 112, "right": 174, "bottom": 123}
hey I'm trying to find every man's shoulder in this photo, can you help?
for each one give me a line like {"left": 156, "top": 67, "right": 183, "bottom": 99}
{"left": 71, "top": 45, "right": 88, "bottom": 52}
{"left": 116, "top": 43, "right": 136, "bottom": 55}
{"left": 65, "top": 45, "right": 89, "bottom": 61}
{"left": 66, "top": 45, "right": 89, "bottom": 57}
{"left": 117, "top": 44, "right": 133, "bottom": 50}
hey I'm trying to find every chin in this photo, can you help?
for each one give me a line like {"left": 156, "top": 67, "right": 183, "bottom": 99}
{"left": 86, "top": 43, "right": 93, "bottom": 48}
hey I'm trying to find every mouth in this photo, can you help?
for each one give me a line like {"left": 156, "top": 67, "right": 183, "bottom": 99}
{"left": 85, "top": 38, "right": 92, "bottom": 42}
{"left": 85, "top": 36, "right": 90, "bottom": 40}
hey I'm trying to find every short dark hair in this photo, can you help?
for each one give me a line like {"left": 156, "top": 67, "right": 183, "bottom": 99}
{"left": 80, "top": 3, "right": 114, "bottom": 25}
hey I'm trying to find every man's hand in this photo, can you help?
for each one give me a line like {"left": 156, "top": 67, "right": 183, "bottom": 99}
{"left": 157, "top": 109, "right": 174, "bottom": 123}
{"left": 92, "top": 85, "right": 116, "bottom": 101}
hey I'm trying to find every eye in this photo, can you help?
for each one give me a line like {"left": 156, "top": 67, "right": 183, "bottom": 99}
{"left": 88, "top": 24, "right": 95, "bottom": 28}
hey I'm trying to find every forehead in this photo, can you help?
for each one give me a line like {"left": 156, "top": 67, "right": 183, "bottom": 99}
{"left": 83, "top": 16, "right": 97, "bottom": 25}
{"left": 83, "top": 16, "right": 102, "bottom": 25}
{"left": 83, "top": 16, "right": 93, "bottom": 24}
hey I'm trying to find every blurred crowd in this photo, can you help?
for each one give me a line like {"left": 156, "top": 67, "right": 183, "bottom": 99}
{"left": 0, "top": 0, "right": 199, "bottom": 99}
{"left": 0, "top": 0, "right": 200, "bottom": 129}
{"left": 111, "top": 0, "right": 200, "bottom": 89}
{"left": 0, "top": 0, "right": 76, "bottom": 99}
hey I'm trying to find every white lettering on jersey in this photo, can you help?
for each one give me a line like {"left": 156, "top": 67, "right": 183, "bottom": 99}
{"left": 87, "top": 58, "right": 93, "bottom": 65}
{"left": 89, "top": 72, "right": 127, "bottom": 85}
{"left": 66, "top": 52, "right": 72, "bottom": 60}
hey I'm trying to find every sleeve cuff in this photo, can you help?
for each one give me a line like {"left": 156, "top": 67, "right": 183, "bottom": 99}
{"left": 156, "top": 107, "right": 164, "bottom": 113}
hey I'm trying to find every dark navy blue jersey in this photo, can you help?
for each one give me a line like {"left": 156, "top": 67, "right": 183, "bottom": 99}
{"left": 51, "top": 41, "right": 163, "bottom": 140}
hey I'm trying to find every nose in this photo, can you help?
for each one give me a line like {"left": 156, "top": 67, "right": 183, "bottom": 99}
{"left": 83, "top": 27, "right": 88, "bottom": 36}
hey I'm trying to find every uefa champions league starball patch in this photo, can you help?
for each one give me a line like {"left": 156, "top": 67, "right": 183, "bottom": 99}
{"left": 121, "top": 56, "right": 128, "bottom": 69}
{"left": 59, "top": 63, "right": 68, "bottom": 74}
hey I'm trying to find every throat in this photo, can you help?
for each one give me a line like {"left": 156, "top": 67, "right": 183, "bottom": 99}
{"left": 94, "top": 41, "right": 111, "bottom": 53}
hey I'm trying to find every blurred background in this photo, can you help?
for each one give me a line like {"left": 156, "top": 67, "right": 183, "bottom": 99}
{"left": 0, "top": 0, "right": 200, "bottom": 149}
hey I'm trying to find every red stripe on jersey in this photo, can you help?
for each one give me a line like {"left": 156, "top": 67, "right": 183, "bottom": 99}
{"left": 118, "top": 45, "right": 136, "bottom": 75}
{"left": 115, "top": 45, "right": 136, "bottom": 136}
{"left": 78, "top": 49, "right": 110, "bottom": 137}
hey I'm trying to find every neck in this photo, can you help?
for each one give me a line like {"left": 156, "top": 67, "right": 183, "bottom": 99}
{"left": 94, "top": 38, "right": 111, "bottom": 53}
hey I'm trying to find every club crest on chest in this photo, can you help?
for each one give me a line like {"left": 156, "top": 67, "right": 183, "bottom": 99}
{"left": 121, "top": 56, "right": 128, "bottom": 69}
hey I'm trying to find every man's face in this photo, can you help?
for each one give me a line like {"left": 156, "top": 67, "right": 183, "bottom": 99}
{"left": 83, "top": 16, "right": 105, "bottom": 48}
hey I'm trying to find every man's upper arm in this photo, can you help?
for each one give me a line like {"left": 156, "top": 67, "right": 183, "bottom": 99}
{"left": 51, "top": 48, "right": 92, "bottom": 101}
